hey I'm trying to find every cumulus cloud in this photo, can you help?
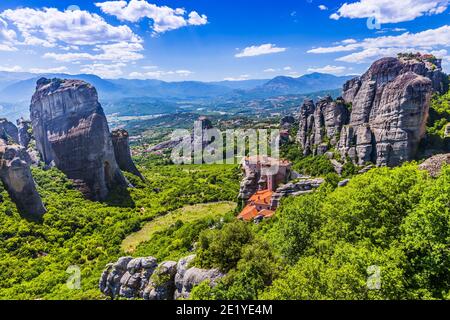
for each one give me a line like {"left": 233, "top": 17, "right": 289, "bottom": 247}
{"left": 95, "top": 0, "right": 208, "bottom": 34}
{"left": 0, "top": 17, "right": 17, "bottom": 51}
{"left": 1, "top": 7, "right": 140, "bottom": 46}
{"left": 0, "top": 7, "right": 143, "bottom": 64}
{"left": 308, "top": 25, "right": 450, "bottom": 63}
{"left": 318, "top": 5, "right": 328, "bottom": 11}
{"left": 235, "top": 44, "right": 286, "bottom": 58}
{"left": 307, "top": 65, "right": 347, "bottom": 75}
{"left": 330, "top": 0, "right": 449, "bottom": 23}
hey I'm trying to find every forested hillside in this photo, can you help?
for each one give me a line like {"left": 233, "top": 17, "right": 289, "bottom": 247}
{"left": 0, "top": 162, "right": 240, "bottom": 299}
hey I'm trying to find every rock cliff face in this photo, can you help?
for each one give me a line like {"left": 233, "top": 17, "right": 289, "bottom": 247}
{"left": 0, "top": 141, "right": 46, "bottom": 218}
{"left": 297, "top": 97, "right": 350, "bottom": 156}
{"left": 99, "top": 255, "right": 223, "bottom": 300}
{"left": 0, "top": 118, "right": 19, "bottom": 144}
{"left": 30, "top": 78, "right": 127, "bottom": 200}
{"left": 111, "top": 129, "right": 143, "bottom": 180}
{"left": 297, "top": 55, "right": 447, "bottom": 166}
{"left": 16, "top": 118, "right": 32, "bottom": 148}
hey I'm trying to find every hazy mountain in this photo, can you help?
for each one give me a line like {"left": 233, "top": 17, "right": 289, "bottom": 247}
{"left": 258, "top": 73, "right": 355, "bottom": 95}
{"left": 210, "top": 79, "right": 269, "bottom": 90}
{"left": 0, "top": 72, "right": 357, "bottom": 119}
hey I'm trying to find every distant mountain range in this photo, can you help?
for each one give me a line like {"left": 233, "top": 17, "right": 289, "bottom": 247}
{"left": 0, "top": 71, "right": 355, "bottom": 120}
{"left": 0, "top": 71, "right": 355, "bottom": 103}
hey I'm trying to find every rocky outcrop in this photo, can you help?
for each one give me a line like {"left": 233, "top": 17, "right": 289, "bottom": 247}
{"left": 174, "top": 255, "right": 223, "bottom": 300}
{"left": 297, "top": 55, "right": 447, "bottom": 167}
{"left": 297, "top": 97, "right": 349, "bottom": 156}
{"left": 30, "top": 78, "right": 128, "bottom": 200}
{"left": 0, "top": 118, "right": 19, "bottom": 144}
{"left": 111, "top": 129, "right": 143, "bottom": 180}
{"left": 99, "top": 255, "right": 223, "bottom": 300}
{"left": 419, "top": 153, "right": 450, "bottom": 177}
{"left": 270, "top": 178, "right": 324, "bottom": 208}
{"left": 0, "top": 141, "right": 45, "bottom": 218}
{"left": 16, "top": 118, "right": 32, "bottom": 148}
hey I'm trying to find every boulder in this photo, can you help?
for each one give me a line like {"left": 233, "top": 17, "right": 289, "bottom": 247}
{"left": 174, "top": 255, "right": 223, "bottom": 300}
{"left": 30, "top": 78, "right": 128, "bottom": 200}
{"left": 143, "top": 261, "right": 177, "bottom": 300}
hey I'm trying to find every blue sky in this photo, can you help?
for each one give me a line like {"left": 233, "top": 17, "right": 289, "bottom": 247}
{"left": 0, "top": 0, "right": 449, "bottom": 81}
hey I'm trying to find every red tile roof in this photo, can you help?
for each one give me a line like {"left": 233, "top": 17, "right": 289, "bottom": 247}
{"left": 237, "top": 205, "right": 259, "bottom": 221}
{"left": 249, "top": 190, "right": 273, "bottom": 205}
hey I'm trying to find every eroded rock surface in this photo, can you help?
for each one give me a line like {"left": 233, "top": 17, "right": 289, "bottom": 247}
{"left": 0, "top": 142, "right": 45, "bottom": 218}
{"left": 419, "top": 153, "right": 450, "bottom": 177}
{"left": 0, "top": 118, "right": 19, "bottom": 143}
{"left": 30, "top": 78, "right": 127, "bottom": 200}
{"left": 16, "top": 118, "right": 32, "bottom": 148}
{"left": 297, "top": 55, "right": 447, "bottom": 167}
{"left": 111, "top": 129, "right": 143, "bottom": 180}
{"left": 100, "top": 255, "right": 223, "bottom": 300}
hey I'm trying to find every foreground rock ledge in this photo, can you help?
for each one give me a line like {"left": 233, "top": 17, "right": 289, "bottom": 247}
{"left": 99, "top": 255, "right": 223, "bottom": 300}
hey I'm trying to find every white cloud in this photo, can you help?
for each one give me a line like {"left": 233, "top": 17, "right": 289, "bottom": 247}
{"left": 188, "top": 11, "right": 208, "bottom": 26}
{"left": 263, "top": 68, "right": 277, "bottom": 73}
{"left": 235, "top": 44, "right": 286, "bottom": 58}
{"left": 28, "top": 66, "right": 68, "bottom": 74}
{"left": 318, "top": 5, "right": 328, "bottom": 11}
{"left": 223, "top": 74, "right": 250, "bottom": 81}
{"left": 342, "top": 39, "right": 357, "bottom": 44}
{"left": 307, "top": 65, "right": 347, "bottom": 75}
{"left": 81, "top": 63, "right": 126, "bottom": 78}
{"left": 0, "top": 17, "right": 17, "bottom": 51}
{"left": 330, "top": 0, "right": 449, "bottom": 23}
{"left": 44, "top": 42, "right": 144, "bottom": 63}
{"left": 0, "top": 65, "right": 22, "bottom": 72}
{"left": 1, "top": 7, "right": 144, "bottom": 64}
{"left": 129, "top": 68, "right": 194, "bottom": 79}
{"left": 308, "top": 25, "right": 450, "bottom": 63}
{"left": 95, "top": 0, "right": 208, "bottom": 34}
{"left": 283, "top": 66, "right": 292, "bottom": 71}
{"left": 1, "top": 7, "right": 140, "bottom": 46}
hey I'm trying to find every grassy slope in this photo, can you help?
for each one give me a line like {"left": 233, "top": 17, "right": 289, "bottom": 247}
{"left": 121, "top": 201, "right": 237, "bottom": 253}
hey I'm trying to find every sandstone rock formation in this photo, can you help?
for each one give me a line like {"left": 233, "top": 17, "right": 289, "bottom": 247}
{"left": 99, "top": 255, "right": 223, "bottom": 300}
{"left": 270, "top": 178, "right": 324, "bottom": 208}
{"left": 297, "top": 55, "right": 447, "bottom": 167}
{"left": 174, "top": 255, "right": 224, "bottom": 300}
{"left": 0, "top": 118, "right": 19, "bottom": 144}
{"left": 297, "top": 97, "right": 349, "bottom": 156}
{"left": 30, "top": 78, "right": 128, "bottom": 200}
{"left": 16, "top": 118, "right": 32, "bottom": 148}
{"left": 111, "top": 129, "right": 143, "bottom": 180}
{"left": 419, "top": 153, "right": 450, "bottom": 177}
{"left": 0, "top": 141, "right": 46, "bottom": 218}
